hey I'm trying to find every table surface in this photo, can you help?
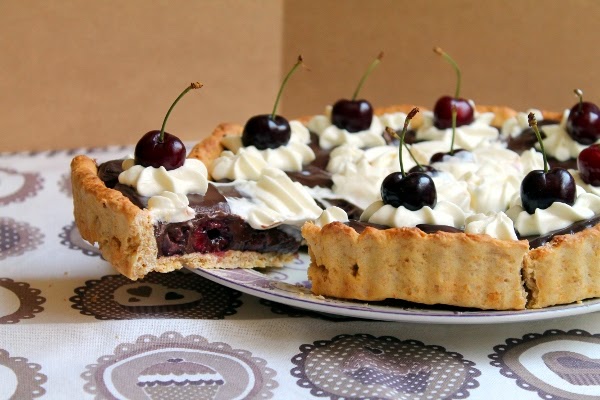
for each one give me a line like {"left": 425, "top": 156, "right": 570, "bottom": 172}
{"left": 1, "top": 145, "right": 600, "bottom": 400}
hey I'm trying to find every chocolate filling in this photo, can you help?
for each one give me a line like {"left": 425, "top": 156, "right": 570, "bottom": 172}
{"left": 98, "top": 160, "right": 302, "bottom": 257}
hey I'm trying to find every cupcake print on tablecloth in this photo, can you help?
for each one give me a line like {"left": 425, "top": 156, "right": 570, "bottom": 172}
{"left": 0, "top": 166, "right": 43, "bottom": 206}
{"left": 70, "top": 271, "right": 242, "bottom": 319}
{"left": 490, "top": 329, "right": 600, "bottom": 400}
{"left": 0, "top": 278, "right": 45, "bottom": 324}
{"left": 81, "top": 331, "right": 277, "bottom": 399}
{"left": 0, "top": 217, "right": 44, "bottom": 260}
{"left": 0, "top": 349, "right": 46, "bottom": 399}
{"left": 291, "top": 333, "right": 480, "bottom": 399}
{"left": 59, "top": 221, "right": 102, "bottom": 258}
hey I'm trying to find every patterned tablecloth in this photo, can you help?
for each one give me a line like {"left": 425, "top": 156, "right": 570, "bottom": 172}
{"left": 1, "top": 145, "right": 600, "bottom": 400}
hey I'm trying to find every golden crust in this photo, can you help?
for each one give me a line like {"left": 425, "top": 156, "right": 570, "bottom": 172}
{"left": 303, "top": 222, "right": 529, "bottom": 310}
{"left": 71, "top": 155, "right": 293, "bottom": 280}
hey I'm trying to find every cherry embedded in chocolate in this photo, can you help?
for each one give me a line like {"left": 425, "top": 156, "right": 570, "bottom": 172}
{"left": 381, "top": 171, "right": 437, "bottom": 211}
{"left": 520, "top": 168, "right": 576, "bottom": 214}
{"left": 241, "top": 114, "right": 291, "bottom": 150}
{"left": 134, "top": 130, "right": 186, "bottom": 170}
{"left": 433, "top": 96, "right": 474, "bottom": 129}
{"left": 577, "top": 144, "right": 600, "bottom": 186}
{"left": 331, "top": 99, "right": 373, "bottom": 132}
{"left": 566, "top": 101, "right": 600, "bottom": 145}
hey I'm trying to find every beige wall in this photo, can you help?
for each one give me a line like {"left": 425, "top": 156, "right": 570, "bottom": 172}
{"left": 2, "top": 0, "right": 600, "bottom": 152}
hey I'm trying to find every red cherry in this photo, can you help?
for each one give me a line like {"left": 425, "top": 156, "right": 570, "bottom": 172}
{"left": 566, "top": 90, "right": 600, "bottom": 144}
{"left": 331, "top": 99, "right": 373, "bottom": 132}
{"left": 433, "top": 96, "right": 474, "bottom": 129}
{"left": 577, "top": 144, "right": 600, "bottom": 186}
{"left": 134, "top": 130, "right": 186, "bottom": 170}
{"left": 521, "top": 168, "right": 576, "bottom": 214}
{"left": 381, "top": 171, "right": 437, "bottom": 211}
{"left": 134, "top": 82, "right": 202, "bottom": 171}
{"left": 241, "top": 115, "right": 291, "bottom": 150}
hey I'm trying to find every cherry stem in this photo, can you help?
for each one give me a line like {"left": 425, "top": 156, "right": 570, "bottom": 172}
{"left": 434, "top": 47, "right": 462, "bottom": 98}
{"left": 574, "top": 88, "right": 584, "bottom": 113}
{"left": 352, "top": 51, "right": 384, "bottom": 101}
{"left": 450, "top": 104, "right": 457, "bottom": 155}
{"left": 160, "top": 82, "right": 203, "bottom": 143}
{"left": 272, "top": 55, "right": 305, "bottom": 120}
{"left": 528, "top": 112, "right": 548, "bottom": 173}
{"left": 386, "top": 107, "right": 419, "bottom": 177}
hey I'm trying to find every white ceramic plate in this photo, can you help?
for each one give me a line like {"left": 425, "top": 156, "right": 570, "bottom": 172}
{"left": 190, "top": 252, "right": 600, "bottom": 324}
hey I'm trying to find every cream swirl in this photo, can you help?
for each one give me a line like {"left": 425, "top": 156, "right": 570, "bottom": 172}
{"left": 331, "top": 157, "right": 386, "bottom": 209}
{"left": 147, "top": 191, "right": 195, "bottom": 223}
{"left": 212, "top": 121, "right": 315, "bottom": 180}
{"left": 360, "top": 200, "right": 466, "bottom": 229}
{"left": 416, "top": 108, "right": 499, "bottom": 150}
{"left": 306, "top": 106, "right": 386, "bottom": 150}
{"left": 464, "top": 212, "right": 518, "bottom": 240}
{"left": 314, "top": 206, "right": 349, "bottom": 228}
{"left": 245, "top": 168, "right": 323, "bottom": 229}
{"left": 506, "top": 192, "right": 600, "bottom": 236}
{"left": 500, "top": 109, "right": 543, "bottom": 138}
{"left": 119, "top": 157, "right": 208, "bottom": 197}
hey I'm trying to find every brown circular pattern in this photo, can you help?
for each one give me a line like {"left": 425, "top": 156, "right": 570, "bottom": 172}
{"left": 0, "top": 167, "right": 44, "bottom": 206}
{"left": 0, "top": 349, "right": 47, "bottom": 398}
{"left": 58, "top": 221, "right": 102, "bottom": 257}
{"left": 70, "top": 270, "right": 242, "bottom": 320}
{"left": 0, "top": 217, "right": 44, "bottom": 260}
{"left": 0, "top": 278, "right": 45, "bottom": 324}
{"left": 490, "top": 329, "right": 600, "bottom": 400}
{"left": 81, "top": 331, "right": 278, "bottom": 399}
{"left": 57, "top": 172, "right": 72, "bottom": 198}
{"left": 291, "top": 333, "right": 480, "bottom": 399}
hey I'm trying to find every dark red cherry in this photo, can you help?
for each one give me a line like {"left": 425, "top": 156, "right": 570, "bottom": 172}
{"left": 520, "top": 168, "right": 576, "bottom": 214}
{"left": 381, "top": 171, "right": 437, "bottom": 211}
{"left": 241, "top": 115, "right": 291, "bottom": 150}
{"left": 408, "top": 164, "right": 439, "bottom": 176}
{"left": 134, "top": 82, "right": 202, "bottom": 170}
{"left": 566, "top": 99, "right": 600, "bottom": 145}
{"left": 331, "top": 99, "right": 373, "bottom": 132}
{"left": 429, "top": 148, "right": 471, "bottom": 163}
{"left": 433, "top": 96, "right": 474, "bottom": 129}
{"left": 134, "top": 130, "right": 186, "bottom": 170}
{"left": 577, "top": 144, "right": 600, "bottom": 186}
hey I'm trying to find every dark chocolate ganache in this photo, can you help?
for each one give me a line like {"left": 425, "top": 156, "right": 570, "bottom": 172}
{"left": 98, "top": 160, "right": 302, "bottom": 257}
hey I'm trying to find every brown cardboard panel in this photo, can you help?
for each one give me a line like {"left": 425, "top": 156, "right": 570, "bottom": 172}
{"left": 0, "top": 1, "right": 283, "bottom": 152}
{"left": 281, "top": 0, "right": 600, "bottom": 118}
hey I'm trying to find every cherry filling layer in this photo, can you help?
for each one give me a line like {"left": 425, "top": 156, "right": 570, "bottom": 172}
{"left": 98, "top": 160, "right": 302, "bottom": 258}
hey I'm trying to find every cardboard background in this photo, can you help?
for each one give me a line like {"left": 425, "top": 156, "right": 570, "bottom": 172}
{"left": 2, "top": 0, "right": 600, "bottom": 152}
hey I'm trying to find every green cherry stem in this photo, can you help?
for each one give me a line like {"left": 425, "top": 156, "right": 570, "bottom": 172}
{"left": 574, "top": 88, "right": 584, "bottom": 113}
{"left": 434, "top": 47, "right": 462, "bottom": 99}
{"left": 385, "top": 107, "right": 419, "bottom": 177}
{"left": 528, "top": 112, "right": 548, "bottom": 173}
{"left": 271, "top": 55, "right": 306, "bottom": 120}
{"left": 160, "top": 82, "right": 203, "bottom": 143}
{"left": 351, "top": 51, "right": 384, "bottom": 101}
{"left": 450, "top": 104, "right": 457, "bottom": 155}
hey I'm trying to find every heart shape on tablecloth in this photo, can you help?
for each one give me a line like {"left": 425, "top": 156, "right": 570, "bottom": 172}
{"left": 126, "top": 286, "right": 152, "bottom": 297}
{"left": 165, "top": 291, "right": 184, "bottom": 301}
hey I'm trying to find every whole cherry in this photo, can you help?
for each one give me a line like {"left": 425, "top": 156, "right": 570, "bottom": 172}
{"left": 331, "top": 52, "right": 383, "bottom": 133}
{"left": 134, "top": 82, "right": 203, "bottom": 170}
{"left": 577, "top": 144, "right": 600, "bottom": 186}
{"left": 432, "top": 47, "right": 474, "bottom": 129}
{"left": 521, "top": 113, "right": 576, "bottom": 214}
{"left": 380, "top": 109, "right": 437, "bottom": 211}
{"left": 241, "top": 55, "right": 305, "bottom": 150}
{"left": 566, "top": 89, "right": 600, "bottom": 145}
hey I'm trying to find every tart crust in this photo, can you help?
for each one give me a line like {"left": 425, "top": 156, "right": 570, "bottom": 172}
{"left": 71, "top": 155, "right": 293, "bottom": 280}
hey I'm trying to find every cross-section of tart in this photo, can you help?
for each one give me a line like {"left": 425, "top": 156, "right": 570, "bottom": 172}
{"left": 71, "top": 82, "right": 322, "bottom": 280}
